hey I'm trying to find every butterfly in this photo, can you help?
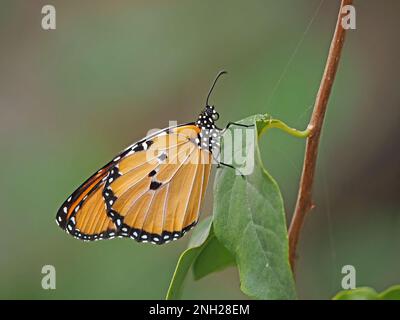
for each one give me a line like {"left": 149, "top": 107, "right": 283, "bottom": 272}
{"left": 56, "top": 71, "right": 250, "bottom": 244}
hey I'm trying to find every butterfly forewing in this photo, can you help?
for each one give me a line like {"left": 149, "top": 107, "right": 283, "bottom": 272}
{"left": 56, "top": 124, "right": 213, "bottom": 244}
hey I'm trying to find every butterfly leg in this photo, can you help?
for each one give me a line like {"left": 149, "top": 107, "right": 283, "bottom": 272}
{"left": 225, "top": 122, "right": 254, "bottom": 130}
{"left": 219, "top": 122, "right": 254, "bottom": 135}
{"left": 216, "top": 161, "right": 246, "bottom": 179}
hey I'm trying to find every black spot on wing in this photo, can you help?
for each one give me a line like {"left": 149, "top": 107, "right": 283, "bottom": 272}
{"left": 133, "top": 139, "right": 154, "bottom": 152}
{"left": 148, "top": 169, "right": 157, "bottom": 177}
{"left": 149, "top": 181, "right": 162, "bottom": 190}
{"left": 133, "top": 144, "right": 144, "bottom": 152}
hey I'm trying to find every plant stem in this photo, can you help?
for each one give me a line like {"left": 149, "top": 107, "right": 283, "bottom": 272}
{"left": 259, "top": 118, "right": 310, "bottom": 139}
{"left": 288, "top": 0, "right": 352, "bottom": 272}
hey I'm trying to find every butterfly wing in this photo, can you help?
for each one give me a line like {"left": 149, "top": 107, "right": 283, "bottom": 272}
{"left": 107, "top": 125, "right": 212, "bottom": 244}
{"left": 56, "top": 124, "right": 212, "bottom": 244}
{"left": 55, "top": 160, "right": 119, "bottom": 240}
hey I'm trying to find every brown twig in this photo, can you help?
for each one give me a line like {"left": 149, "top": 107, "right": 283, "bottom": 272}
{"left": 288, "top": 0, "right": 353, "bottom": 271}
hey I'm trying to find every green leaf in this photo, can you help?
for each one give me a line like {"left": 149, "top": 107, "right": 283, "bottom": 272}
{"left": 166, "top": 215, "right": 235, "bottom": 299}
{"left": 213, "top": 114, "right": 297, "bottom": 300}
{"left": 166, "top": 216, "right": 213, "bottom": 300}
{"left": 333, "top": 287, "right": 379, "bottom": 300}
{"left": 333, "top": 285, "right": 400, "bottom": 300}
{"left": 380, "top": 285, "right": 400, "bottom": 300}
{"left": 193, "top": 233, "right": 235, "bottom": 280}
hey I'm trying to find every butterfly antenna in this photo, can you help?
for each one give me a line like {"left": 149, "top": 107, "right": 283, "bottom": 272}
{"left": 206, "top": 70, "right": 227, "bottom": 106}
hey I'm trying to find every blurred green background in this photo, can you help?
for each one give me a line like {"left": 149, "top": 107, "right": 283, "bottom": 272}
{"left": 0, "top": 0, "right": 399, "bottom": 299}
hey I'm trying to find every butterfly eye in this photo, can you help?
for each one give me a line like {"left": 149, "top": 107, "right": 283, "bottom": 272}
{"left": 212, "top": 112, "right": 220, "bottom": 121}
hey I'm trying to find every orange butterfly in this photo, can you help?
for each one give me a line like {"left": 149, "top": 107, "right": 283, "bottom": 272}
{"left": 56, "top": 71, "right": 249, "bottom": 244}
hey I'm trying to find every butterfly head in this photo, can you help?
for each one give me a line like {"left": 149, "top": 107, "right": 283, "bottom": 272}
{"left": 207, "top": 105, "right": 220, "bottom": 121}
{"left": 196, "top": 71, "right": 226, "bottom": 130}
{"left": 196, "top": 105, "right": 219, "bottom": 129}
